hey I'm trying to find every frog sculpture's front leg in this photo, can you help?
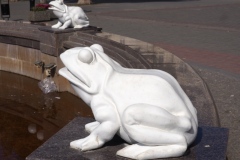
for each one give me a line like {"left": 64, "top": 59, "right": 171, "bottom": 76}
{"left": 117, "top": 104, "right": 192, "bottom": 159}
{"left": 58, "top": 15, "right": 71, "bottom": 30}
{"left": 52, "top": 21, "right": 62, "bottom": 29}
{"left": 70, "top": 102, "right": 120, "bottom": 151}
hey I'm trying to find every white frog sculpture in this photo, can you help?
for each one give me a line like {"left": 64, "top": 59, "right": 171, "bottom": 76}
{"left": 49, "top": 0, "right": 89, "bottom": 29}
{"left": 59, "top": 44, "right": 198, "bottom": 159}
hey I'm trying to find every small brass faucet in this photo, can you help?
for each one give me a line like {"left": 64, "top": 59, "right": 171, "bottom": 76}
{"left": 44, "top": 63, "right": 57, "bottom": 77}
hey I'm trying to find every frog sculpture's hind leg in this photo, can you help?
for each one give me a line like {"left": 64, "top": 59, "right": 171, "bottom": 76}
{"left": 73, "top": 15, "right": 89, "bottom": 28}
{"left": 117, "top": 104, "right": 191, "bottom": 160}
{"left": 59, "top": 19, "right": 71, "bottom": 30}
{"left": 85, "top": 121, "right": 100, "bottom": 133}
{"left": 73, "top": 21, "right": 89, "bottom": 28}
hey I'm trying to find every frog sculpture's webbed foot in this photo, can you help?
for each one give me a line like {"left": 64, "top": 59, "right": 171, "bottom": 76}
{"left": 73, "top": 18, "right": 89, "bottom": 29}
{"left": 70, "top": 133, "right": 104, "bottom": 151}
{"left": 117, "top": 143, "right": 187, "bottom": 159}
{"left": 73, "top": 25, "right": 85, "bottom": 29}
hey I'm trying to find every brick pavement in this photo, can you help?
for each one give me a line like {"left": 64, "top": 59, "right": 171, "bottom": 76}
{"left": 154, "top": 42, "right": 240, "bottom": 74}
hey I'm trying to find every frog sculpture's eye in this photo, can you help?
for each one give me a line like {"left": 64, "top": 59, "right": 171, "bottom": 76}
{"left": 78, "top": 48, "right": 95, "bottom": 64}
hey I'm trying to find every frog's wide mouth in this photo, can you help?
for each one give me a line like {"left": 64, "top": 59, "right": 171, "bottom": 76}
{"left": 59, "top": 67, "right": 90, "bottom": 89}
{"left": 48, "top": 1, "right": 66, "bottom": 13}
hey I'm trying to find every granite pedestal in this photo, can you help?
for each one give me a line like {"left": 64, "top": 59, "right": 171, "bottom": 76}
{"left": 26, "top": 117, "right": 228, "bottom": 160}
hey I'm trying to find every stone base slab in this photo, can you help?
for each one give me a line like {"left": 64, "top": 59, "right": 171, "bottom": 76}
{"left": 26, "top": 117, "right": 229, "bottom": 160}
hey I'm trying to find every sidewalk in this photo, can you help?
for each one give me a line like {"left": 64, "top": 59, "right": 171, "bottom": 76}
{"left": 3, "top": 0, "right": 240, "bottom": 159}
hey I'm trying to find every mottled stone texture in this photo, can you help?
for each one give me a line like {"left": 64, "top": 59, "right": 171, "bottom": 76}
{"left": 195, "top": 126, "right": 229, "bottom": 160}
{"left": 26, "top": 117, "right": 228, "bottom": 160}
